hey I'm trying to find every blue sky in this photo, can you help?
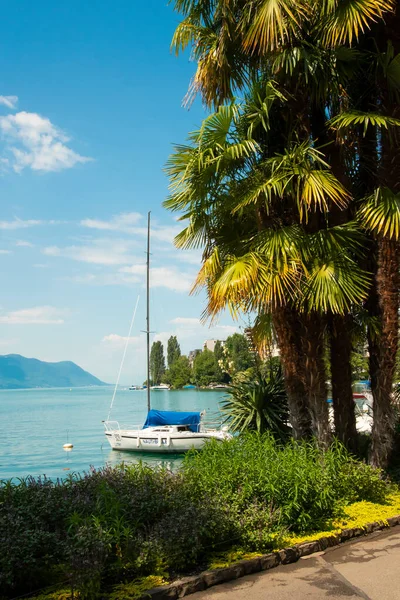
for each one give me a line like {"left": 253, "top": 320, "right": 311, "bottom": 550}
{"left": 0, "top": 0, "right": 242, "bottom": 384}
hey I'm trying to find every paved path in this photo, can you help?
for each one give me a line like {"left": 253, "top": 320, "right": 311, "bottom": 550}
{"left": 191, "top": 529, "right": 400, "bottom": 600}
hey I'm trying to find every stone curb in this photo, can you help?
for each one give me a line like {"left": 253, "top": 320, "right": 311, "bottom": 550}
{"left": 140, "top": 515, "right": 400, "bottom": 599}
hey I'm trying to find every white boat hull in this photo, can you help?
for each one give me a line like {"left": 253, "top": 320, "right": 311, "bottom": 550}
{"left": 105, "top": 427, "right": 230, "bottom": 453}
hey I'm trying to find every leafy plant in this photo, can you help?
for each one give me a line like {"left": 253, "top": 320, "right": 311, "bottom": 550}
{"left": 221, "top": 367, "right": 290, "bottom": 440}
{"left": 0, "top": 439, "right": 393, "bottom": 599}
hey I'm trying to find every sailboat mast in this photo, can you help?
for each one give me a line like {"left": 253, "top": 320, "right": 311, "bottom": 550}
{"left": 146, "top": 211, "right": 151, "bottom": 412}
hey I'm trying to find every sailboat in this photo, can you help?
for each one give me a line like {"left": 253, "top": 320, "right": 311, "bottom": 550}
{"left": 103, "top": 212, "right": 232, "bottom": 453}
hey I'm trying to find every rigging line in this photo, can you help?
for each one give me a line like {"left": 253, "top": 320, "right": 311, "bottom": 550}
{"left": 107, "top": 295, "right": 140, "bottom": 421}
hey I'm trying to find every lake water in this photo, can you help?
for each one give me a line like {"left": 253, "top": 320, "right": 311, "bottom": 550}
{"left": 0, "top": 387, "right": 225, "bottom": 481}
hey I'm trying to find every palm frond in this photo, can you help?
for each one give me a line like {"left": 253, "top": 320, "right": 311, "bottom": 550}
{"left": 302, "top": 257, "right": 370, "bottom": 313}
{"left": 329, "top": 110, "right": 400, "bottom": 135}
{"left": 299, "top": 169, "right": 350, "bottom": 217}
{"left": 242, "top": 0, "right": 308, "bottom": 53}
{"left": 358, "top": 187, "right": 400, "bottom": 240}
{"left": 323, "top": 0, "right": 394, "bottom": 47}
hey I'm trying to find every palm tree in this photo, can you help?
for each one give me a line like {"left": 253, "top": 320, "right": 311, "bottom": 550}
{"left": 165, "top": 94, "right": 370, "bottom": 446}
{"left": 169, "top": 0, "right": 399, "bottom": 461}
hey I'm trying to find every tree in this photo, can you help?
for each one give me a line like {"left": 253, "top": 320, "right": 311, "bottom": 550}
{"left": 193, "top": 349, "right": 219, "bottom": 387}
{"left": 167, "top": 336, "right": 181, "bottom": 367}
{"left": 169, "top": 0, "right": 400, "bottom": 462}
{"left": 224, "top": 333, "right": 254, "bottom": 373}
{"left": 150, "top": 341, "right": 166, "bottom": 385}
{"left": 165, "top": 97, "right": 367, "bottom": 447}
{"left": 214, "top": 340, "right": 229, "bottom": 383}
{"left": 169, "top": 355, "right": 192, "bottom": 388}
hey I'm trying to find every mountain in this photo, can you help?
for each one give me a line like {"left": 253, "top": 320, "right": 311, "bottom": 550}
{"left": 0, "top": 354, "right": 108, "bottom": 389}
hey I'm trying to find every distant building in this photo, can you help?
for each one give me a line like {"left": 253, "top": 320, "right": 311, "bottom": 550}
{"left": 188, "top": 349, "right": 201, "bottom": 366}
{"left": 203, "top": 339, "right": 225, "bottom": 353}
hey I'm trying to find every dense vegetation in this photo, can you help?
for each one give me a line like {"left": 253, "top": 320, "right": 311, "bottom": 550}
{"left": 150, "top": 333, "right": 254, "bottom": 388}
{"left": 0, "top": 435, "right": 391, "bottom": 599}
{"left": 167, "top": 0, "right": 400, "bottom": 468}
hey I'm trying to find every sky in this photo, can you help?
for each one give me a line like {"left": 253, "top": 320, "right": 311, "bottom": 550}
{"left": 0, "top": 0, "right": 244, "bottom": 384}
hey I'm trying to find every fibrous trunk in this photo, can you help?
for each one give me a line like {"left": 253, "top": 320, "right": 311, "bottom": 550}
{"left": 300, "top": 313, "right": 331, "bottom": 448}
{"left": 328, "top": 313, "right": 357, "bottom": 453}
{"left": 272, "top": 305, "right": 312, "bottom": 439}
{"left": 370, "top": 238, "right": 399, "bottom": 468}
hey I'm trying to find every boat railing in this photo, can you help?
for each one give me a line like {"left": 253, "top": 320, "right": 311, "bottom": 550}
{"left": 103, "top": 420, "right": 121, "bottom": 432}
{"left": 201, "top": 419, "right": 227, "bottom": 431}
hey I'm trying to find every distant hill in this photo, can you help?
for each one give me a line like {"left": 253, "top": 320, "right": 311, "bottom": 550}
{"left": 0, "top": 354, "right": 107, "bottom": 389}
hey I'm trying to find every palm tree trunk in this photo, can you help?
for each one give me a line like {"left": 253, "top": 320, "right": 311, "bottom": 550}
{"left": 272, "top": 305, "right": 312, "bottom": 439}
{"left": 300, "top": 313, "right": 331, "bottom": 447}
{"left": 370, "top": 238, "right": 399, "bottom": 468}
{"left": 328, "top": 313, "right": 357, "bottom": 453}
{"left": 368, "top": 8, "right": 400, "bottom": 468}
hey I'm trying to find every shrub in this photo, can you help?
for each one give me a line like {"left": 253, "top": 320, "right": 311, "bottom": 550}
{"left": 181, "top": 435, "right": 390, "bottom": 533}
{"left": 0, "top": 435, "right": 393, "bottom": 599}
{"left": 221, "top": 367, "right": 290, "bottom": 441}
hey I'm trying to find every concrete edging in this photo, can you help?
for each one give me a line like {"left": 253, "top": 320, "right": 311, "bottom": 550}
{"left": 140, "top": 514, "right": 400, "bottom": 599}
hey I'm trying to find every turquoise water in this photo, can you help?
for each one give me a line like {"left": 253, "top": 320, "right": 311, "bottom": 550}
{"left": 0, "top": 387, "right": 224, "bottom": 481}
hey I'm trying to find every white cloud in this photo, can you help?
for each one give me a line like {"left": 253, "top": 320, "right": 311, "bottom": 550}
{"left": 102, "top": 333, "right": 144, "bottom": 348}
{"left": 81, "top": 212, "right": 181, "bottom": 244}
{"left": 170, "top": 317, "right": 202, "bottom": 326}
{"left": 0, "top": 249, "right": 12, "bottom": 254}
{"left": 0, "top": 305, "right": 68, "bottom": 325}
{"left": 15, "top": 239, "right": 34, "bottom": 247}
{"left": 43, "top": 239, "right": 142, "bottom": 266}
{"left": 161, "top": 316, "right": 238, "bottom": 342}
{"left": 120, "top": 264, "right": 194, "bottom": 292}
{"left": 81, "top": 212, "right": 142, "bottom": 232}
{"left": 176, "top": 251, "right": 202, "bottom": 266}
{"left": 65, "top": 272, "right": 141, "bottom": 286}
{"left": 0, "top": 217, "right": 42, "bottom": 230}
{"left": 0, "top": 337, "right": 19, "bottom": 347}
{"left": 33, "top": 263, "right": 48, "bottom": 268}
{"left": 0, "top": 95, "right": 18, "bottom": 109}
{"left": 0, "top": 111, "right": 92, "bottom": 172}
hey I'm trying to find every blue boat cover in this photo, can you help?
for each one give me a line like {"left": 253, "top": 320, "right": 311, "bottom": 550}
{"left": 143, "top": 409, "right": 201, "bottom": 432}
{"left": 358, "top": 379, "right": 371, "bottom": 388}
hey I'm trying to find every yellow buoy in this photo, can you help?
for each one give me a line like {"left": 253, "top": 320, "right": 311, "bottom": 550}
{"left": 63, "top": 443, "right": 73, "bottom": 450}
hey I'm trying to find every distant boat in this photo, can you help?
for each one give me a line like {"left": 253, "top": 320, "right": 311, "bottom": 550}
{"left": 129, "top": 385, "right": 144, "bottom": 391}
{"left": 183, "top": 384, "right": 196, "bottom": 389}
{"left": 103, "top": 212, "right": 232, "bottom": 453}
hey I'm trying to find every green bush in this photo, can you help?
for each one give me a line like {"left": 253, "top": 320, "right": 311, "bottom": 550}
{"left": 181, "top": 435, "right": 389, "bottom": 532}
{"left": 0, "top": 436, "right": 392, "bottom": 599}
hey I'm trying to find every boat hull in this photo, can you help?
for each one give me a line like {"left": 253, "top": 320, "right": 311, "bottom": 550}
{"left": 105, "top": 429, "right": 229, "bottom": 453}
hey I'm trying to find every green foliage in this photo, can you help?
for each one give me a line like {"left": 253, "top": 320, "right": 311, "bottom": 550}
{"left": 358, "top": 187, "right": 400, "bottom": 241}
{"left": 351, "top": 346, "right": 369, "bottom": 381}
{"left": 108, "top": 576, "right": 166, "bottom": 600}
{"left": 0, "top": 437, "right": 392, "bottom": 598}
{"left": 168, "top": 355, "right": 192, "bottom": 388}
{"left": 150, "top": 341, "right": 166, "bottom": 385}
{"left": 224, "top": 334, "right": 254, "bottom": 373}
{"left": 221, "top": 367, "right": 290, "bottom": 441}
{"left": 214, "top": 340, "right": 230, "bottom": 383}
{"left": 182, "top": 436, "right": 390, "bottom": 534}
{"left": 167, "top": 336, "right": 181, "bottom": 368}
{"left": 193, "top": 348, "right": 219, "bottom": 386}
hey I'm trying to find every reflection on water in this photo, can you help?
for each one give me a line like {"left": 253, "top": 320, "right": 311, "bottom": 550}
{"left": 0, "top": 387, "right": 223, "bottom": 481}
{"left": 104, "top": 449, "right": 183, "bottom": 472}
